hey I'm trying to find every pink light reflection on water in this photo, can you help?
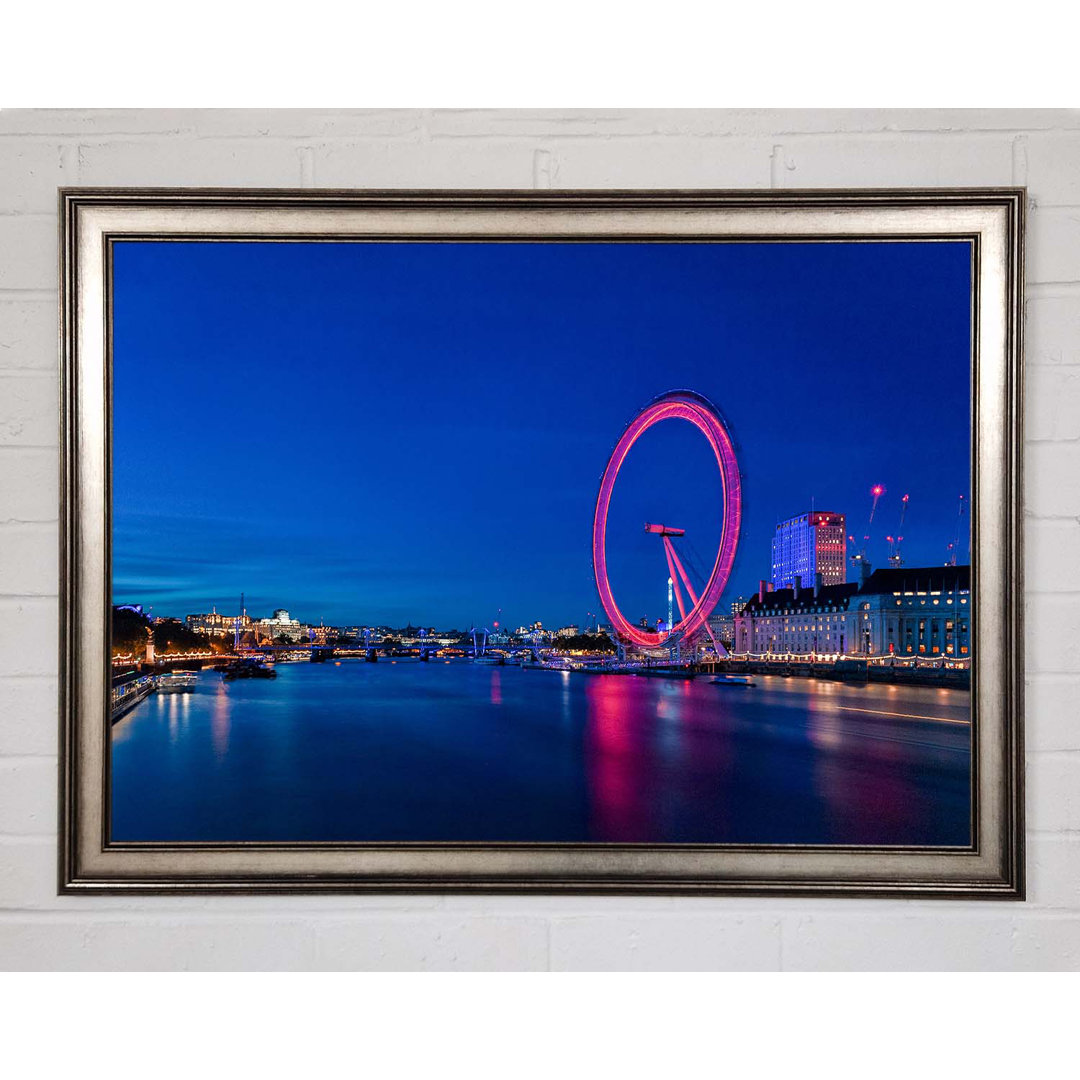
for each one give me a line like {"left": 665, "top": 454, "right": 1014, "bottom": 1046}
{"left": 583, "top": 676, "right": 660, "bottom": 842}
{"left": 211, "top": 680, "right": 231, "bottom": 762}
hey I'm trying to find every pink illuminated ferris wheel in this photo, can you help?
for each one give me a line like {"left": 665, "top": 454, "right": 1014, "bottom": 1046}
{"left": 591, "top": 390, "right": 742, "bottom": 650}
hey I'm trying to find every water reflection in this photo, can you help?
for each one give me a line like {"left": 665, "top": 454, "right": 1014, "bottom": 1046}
{"left": 110, "top": 666, "right": 971, "bottom": 846}
{"left": 584, "top": 676, "right": 655, "bottom": 841}
{"left": 211, "top": 681, "right": 231, "bottom": 762}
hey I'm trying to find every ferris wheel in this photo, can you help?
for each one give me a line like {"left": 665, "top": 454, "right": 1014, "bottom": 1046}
{"left": 591, "top": 389, "right": 742, "bottom": 651}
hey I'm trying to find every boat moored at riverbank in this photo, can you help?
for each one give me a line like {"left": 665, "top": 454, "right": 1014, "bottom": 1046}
{"left": 110, "top": 675, "right": 155, "bottom": 723}
{"left": 222, "top": 658, "right": 277, "bottom": 680}
{"left": 156, "top": 671, "right": 197, "bottom": 693}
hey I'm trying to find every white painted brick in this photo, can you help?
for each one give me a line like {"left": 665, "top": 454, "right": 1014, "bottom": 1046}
{"left": 1026, "top": 442, "right": 1080, "bottom": 518}
{"left": 76, "top": 139, "right": 307, "bottom": 188}
{"left": 428, "top": 109, "right": 1080, "bottom": 140}
{"left": 0, "top": 374, "right": 57, "bottom": 446}
{"left": 0, "top": 110, "right": 192, "bottom": 137}
{"left": 1025, "top": 296, "right": 1080, "bottom": 366}
{"left": 1028, "top": 208, "right": 1080, "bottom": 284}
{"left": 2, "top": 108, "right": 1076, "bottom": 144}
{"left": 0, "top": 759, "right": 55, "bottom": 836}
{"left": 1026, "top": 677, "right": 1080, "bottom": 752}
{"left": 0, "top": 109, "right": 424, "bottom": 140}
{"left": 312, "top": 917, "right": 549, "bottom": 971}
{"left": 1027, "top": 753, "right": 1080, "bottom": 832}
{"left": 1027, "top": 835, "right": 1080, "bottom": 908}
{"left": 1027, "top": 367, "right": 1080, "bottom": 441}
{"left": 0, "top": 677, "right": 57, "bottom": 756}
{"left": 0, "top": 217, "right": 56, "bottom": 291}
{"left": 550, "top": 915, "right": 781, "bottom": 971}
{"left": 1023, "top": 133, "right": 1080, "bottom": 205}
{"left": 783, "top": 913, "right": 1016, "bottom": 970}
{"left": 1026, "top": 593, "right": 1080, "bottom": 673}
{"left": 0, "top": 598, "right": 57, "bottom": 677}
{"left": 0, "top": 448, "right": 57, "bottom": 523}
{"left": 313, "top": 140, "right": 537, "bottom": 188}
{"left": 0, "top": 299, "right": 57, "bottom": 372}
{"left": 1010, "top": 916, "right": 1080, "bottom": 970}
{"left": 0, "top": 524, "right": 56, "bottom": 595}
{"left": 1027, "top": 520, "right": 1080, "bottom": 593}
{"left": 542, "top": 138, "right": 771, "bottom": 189}
{"left": 439, "top": 892, "right": 720, "bottom": 917}
{"left": 0, "top": 142, "right": 74, "bottom": 214}
{"left": 773, "top": 135, "right": 1014, "bottom": 188}
{"left": 429, "top": 109, "right": 670, "bottom": 140}
{"left": 0, "top": 839, "right": 54, "bottom": 908}
{"left": 191, "top": 109, "right": 423, "bottom": 140}
{"left": 0, "top": 917, "right": 317, "bottom": 970}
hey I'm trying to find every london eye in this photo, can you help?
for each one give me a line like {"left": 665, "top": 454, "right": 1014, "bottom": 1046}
{"left": 591, "top": 389, "right": 742, "bottom": 651}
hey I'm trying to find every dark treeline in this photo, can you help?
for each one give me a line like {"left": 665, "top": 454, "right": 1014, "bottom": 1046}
{"left": 553, "top": 633, "right": 617, "bottom": 654}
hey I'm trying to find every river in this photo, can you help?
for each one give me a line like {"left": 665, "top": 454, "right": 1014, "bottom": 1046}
{"left": 110, "top": 661, "right": 971, "bottom": 845}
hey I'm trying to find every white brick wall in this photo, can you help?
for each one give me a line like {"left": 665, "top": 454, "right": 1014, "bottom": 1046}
{"left": 0, "top": 108, "right": 1076, "bottom": 971}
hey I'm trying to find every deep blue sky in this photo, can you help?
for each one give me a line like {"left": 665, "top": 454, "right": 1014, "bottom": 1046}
{"left": 112, "top": 239, "right": 971, "bottom": 629}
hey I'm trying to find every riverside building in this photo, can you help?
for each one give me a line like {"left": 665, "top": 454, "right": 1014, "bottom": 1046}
{"left": 185, "top": 609, "right": 252, "bottom": 637}
{"left": 770, "top": 511, "right": 847, "bottom": 589}
{"left": 734, "top": 566, "right": 970, "bottom": 658}
{"left": 255, "top": 608, "right": 303, "bottom": 643}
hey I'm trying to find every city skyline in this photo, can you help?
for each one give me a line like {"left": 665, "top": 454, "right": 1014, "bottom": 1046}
{"left": 112, "top": 239, "right": 972, "bottom": 627}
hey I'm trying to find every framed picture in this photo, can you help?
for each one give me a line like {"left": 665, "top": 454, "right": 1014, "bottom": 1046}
{"left": 59, "top": 188, "right": 1024, "bottom": 896}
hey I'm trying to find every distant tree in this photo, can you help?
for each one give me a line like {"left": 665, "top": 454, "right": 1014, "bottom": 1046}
{"left": 152, "top": 621, "right": 211, "bottom": 653}
{"left": 555, "top": 633, "right": 617, "bottom": 655}
{"left": 111, "top": 607, "right": 152, "bottom": 656}
{"left": 210, "top": 635, "right": 233, "bottom": 655}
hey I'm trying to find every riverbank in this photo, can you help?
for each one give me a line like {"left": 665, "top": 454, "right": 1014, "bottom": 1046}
{"left": 703, "top": 656, "right": 970, "bottom": 689}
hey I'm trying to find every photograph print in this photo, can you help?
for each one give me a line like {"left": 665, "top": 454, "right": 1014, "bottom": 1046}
{"left": 107, "top": 224, "right": 976, "bottom": 851}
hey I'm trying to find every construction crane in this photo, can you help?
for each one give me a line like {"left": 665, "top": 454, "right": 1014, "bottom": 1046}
{"left": 850, "top": 484, "right": 885, "bottom": 576}
{"left": 888, "top": 493, "right": 910, "bottom": 567}
{"left": 946, "top": 494, "right": 966, "bottom": 566}
{"left": 233, "top": 591, "right": 245, "bottom": 652}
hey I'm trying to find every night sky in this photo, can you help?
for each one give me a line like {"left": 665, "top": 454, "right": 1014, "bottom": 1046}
{"left": 111, "top": 239, "right": 972, "bottom": 629}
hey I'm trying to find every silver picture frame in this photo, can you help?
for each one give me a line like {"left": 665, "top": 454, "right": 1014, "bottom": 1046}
{"left": 58, "top": 188, "right": 1025, "bottom": 897}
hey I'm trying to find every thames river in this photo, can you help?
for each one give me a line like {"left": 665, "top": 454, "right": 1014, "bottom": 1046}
{"left": 110, "top": 662, "right": 972, "bottom": 845}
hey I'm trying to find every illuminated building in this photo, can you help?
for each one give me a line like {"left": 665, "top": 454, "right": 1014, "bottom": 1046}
{"left": 185, "top": 609, "right": 252, "bottom": 636}
{"left": 709, "top": 613, "right": 735, "bottom": 644}
{"left": 770, "top": 511, "right": 847, "bottom": 589}
{"left": 555, "top": 625, "right": 580, "bottom": 639}
{"left": 735, "top": 566, "right": 970, "bottom": 658}
{"left": 255, "top": 608, "right": 303, "bottom": 642}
